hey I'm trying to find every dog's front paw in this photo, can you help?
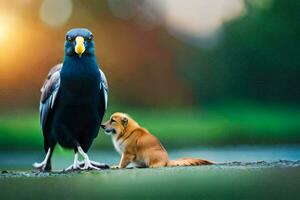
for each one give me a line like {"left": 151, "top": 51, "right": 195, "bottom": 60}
{"left": 111, "top": 165, "right": 120, "bottom": 169}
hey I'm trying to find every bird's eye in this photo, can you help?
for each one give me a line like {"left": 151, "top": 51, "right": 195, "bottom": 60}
{"left": 88, "top": 35, "right": 93, "bottom": 41}
{"left": 66, "top": 36, "right": 73, "bottom": 42}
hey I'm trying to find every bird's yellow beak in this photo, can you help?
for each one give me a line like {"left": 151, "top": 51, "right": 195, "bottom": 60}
{"left": 75, "top": 36, "right": 85, "bottom": 57}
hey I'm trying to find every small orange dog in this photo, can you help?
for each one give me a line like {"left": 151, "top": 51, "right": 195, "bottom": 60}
{"left": 101, "top": 112, "right": 213, "bottom": 168}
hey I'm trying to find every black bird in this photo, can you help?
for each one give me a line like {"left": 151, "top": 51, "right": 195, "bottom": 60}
{"left": 33, "top": 28, "right": 108, "bottom": 171}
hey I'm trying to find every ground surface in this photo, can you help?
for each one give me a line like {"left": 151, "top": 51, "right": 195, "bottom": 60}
{"left": 1, "top": 163, "right": 300, "bottom": 200}
{"left": 1, "top": 146, "right": 300, "bottom": 199}
{"left": 1, "top": 160, "right": 300, "bottom": 178}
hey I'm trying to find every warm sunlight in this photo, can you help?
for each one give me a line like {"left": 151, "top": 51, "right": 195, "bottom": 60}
{"left": 0, "top": 12, "right": 24, "bottom": 76}
{"left": 0, "top": 14, "right": 15, "bottom": 42}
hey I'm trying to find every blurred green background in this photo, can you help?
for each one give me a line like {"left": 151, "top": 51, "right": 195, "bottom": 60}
{"left": 0, "top": 0, "right": 299, "bottom": 151}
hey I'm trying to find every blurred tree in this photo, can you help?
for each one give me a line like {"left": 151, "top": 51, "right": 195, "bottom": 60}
{"left": 177, "top": 0, "right": 300, "bottom": 104}
{"left": 0, "top": 0, "right": 299, "bottom": 108}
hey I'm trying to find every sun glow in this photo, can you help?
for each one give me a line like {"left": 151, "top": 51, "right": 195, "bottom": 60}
{"left": 0, "top": 14, "right": 16, "bottom": 43}
{"left": 0, "top": 12, "right": 21, "bottom": 74}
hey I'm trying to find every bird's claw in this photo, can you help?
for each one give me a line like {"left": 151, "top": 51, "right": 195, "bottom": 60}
{"left": 79, "top": 160, "right": 110, "bottom": 170}
{"left": 78, "top": 160, "right": 110, "bottom": 170}
{"left": 33, "top": 162, "right": 50, "bottom": 172}
{"left": 80, "top": 160, "right": 100, "bottom": 170}
{"left": 33, "top": 148, "right": 52, "bottom": 171}
{"left": 64, "top": 163, "right": 81, "bottom": 171}
{"left": 90, "top": 161, "right": 110, "bottom": 169}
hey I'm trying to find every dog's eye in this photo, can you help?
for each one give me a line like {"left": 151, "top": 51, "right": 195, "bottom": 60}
{"left": 111, "top": 119, "right": 116, "bottom": 123}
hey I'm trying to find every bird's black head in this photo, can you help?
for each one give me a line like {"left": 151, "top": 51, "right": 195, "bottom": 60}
{"left": 64, "top": 28, "right": 95, "bottom": 58}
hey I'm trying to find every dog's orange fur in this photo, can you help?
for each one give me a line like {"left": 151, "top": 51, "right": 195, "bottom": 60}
{"left": 102, "top": 112, "right": 213, "bottom": 168}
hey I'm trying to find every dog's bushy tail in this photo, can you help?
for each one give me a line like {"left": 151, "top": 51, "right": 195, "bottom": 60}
{"left": 167, "top": 158, "right": 213, "bottom": 167}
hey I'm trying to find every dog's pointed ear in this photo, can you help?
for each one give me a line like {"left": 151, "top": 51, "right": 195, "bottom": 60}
{"left": 121, "top": 117, "right": 128, "bottom": 127}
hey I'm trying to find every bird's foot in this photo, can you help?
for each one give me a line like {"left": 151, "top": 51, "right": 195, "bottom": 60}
{"left": 66, "top": 161, "right": 109, "bottom": 171}
{"left": 33, "top": 148, "right": 52, "bottom": 171}
{"left": 33, "top": 161, "right": 51, "bottom": 172}
{"left": 64, "top": 163, "right": 81, "bottom": 171}
{"left": 80, "top": 158, "right": 102, "bottom": 170}
{"left": 63, "top": 153, "right": 81, "bottom": 171}
{"left": 76, "top": 146, "right": 110, "bottom": 170}
{"left": 89, "top": 160, "right": 110, "bottom": 169}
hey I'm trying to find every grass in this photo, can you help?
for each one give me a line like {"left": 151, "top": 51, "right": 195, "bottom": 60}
{"left": 1, "top": 167, "right": 300, "bottom": 200}
{"left": 0, "top": 103, "right": 300, "bottom": 150}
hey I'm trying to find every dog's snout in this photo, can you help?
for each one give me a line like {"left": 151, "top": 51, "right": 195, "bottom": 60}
{"left": 100, "top": 124, "right": 105, "bottom": 129}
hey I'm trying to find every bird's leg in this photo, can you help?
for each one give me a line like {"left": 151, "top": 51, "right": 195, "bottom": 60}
{"left": 64, "top": 153, "right": 81, "bottom": 171}
{"left": 77, "top": 146, "right": 100, "bottom": 170}
{"left": 33, "top": 148, "right": 52, "bottom": 171}
{"left": 76, "top": 146, "right": 109, "bottom": 170}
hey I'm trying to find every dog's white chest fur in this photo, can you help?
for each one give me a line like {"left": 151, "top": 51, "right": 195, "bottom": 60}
{"left": 112, "top": 137, "right": 124, "bottom": 155}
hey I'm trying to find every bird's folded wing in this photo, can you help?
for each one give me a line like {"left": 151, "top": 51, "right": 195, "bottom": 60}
{"left": 99, "top": 69, "right": 108, "bottom": 111}
{"left": 40, "top": 63, "right": 62, "bottom": 129}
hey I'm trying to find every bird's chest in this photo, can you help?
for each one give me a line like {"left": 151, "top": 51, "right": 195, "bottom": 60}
{"left": 53, "top": 76, "right": 102, "bottom": 126}
{"left": 60, "top": 62, "right": 101, "bottom": 98}
{"left": 59, "top": 76, "right": 101, "bottom": 105}
{"left": 62, "top": 73, "right": 99, "bottom": 92}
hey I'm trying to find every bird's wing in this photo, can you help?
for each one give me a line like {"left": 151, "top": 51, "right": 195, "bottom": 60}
{"left": 40, "top": 63, "right": 62, "bottom": 130}
{"left": 99, "top": 69, "right": 108, "bottom": 111}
